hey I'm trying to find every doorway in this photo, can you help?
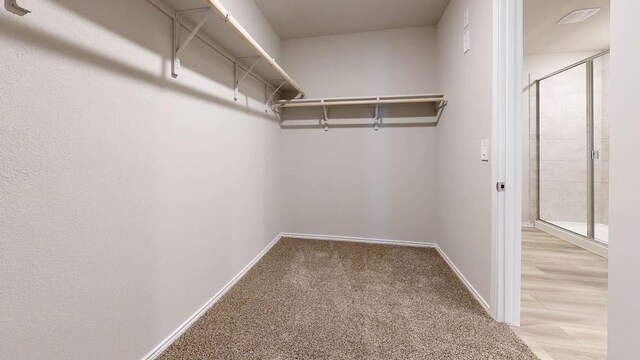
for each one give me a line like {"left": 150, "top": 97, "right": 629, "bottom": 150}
{"left": 515, "top": 1, "right": 610, "bottom": 359}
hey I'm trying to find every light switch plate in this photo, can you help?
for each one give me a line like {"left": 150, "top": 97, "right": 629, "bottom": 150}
{"left": 464, "top": 8, "right": 470, "bottom": 28}
{"left": 481, "top": 139, "right": 489, "bottom": 162}
{"left": 463, "top": 30, "right": 470, "bottom": 54}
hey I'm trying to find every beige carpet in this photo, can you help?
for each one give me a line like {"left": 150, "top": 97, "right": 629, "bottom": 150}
{"left": 159, "top": 238, "right": 537, "bottom": 359}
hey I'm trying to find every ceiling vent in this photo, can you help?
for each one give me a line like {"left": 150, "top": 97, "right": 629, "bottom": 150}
{"left": 557, "top": 8, "right": 601, "bottom": 24}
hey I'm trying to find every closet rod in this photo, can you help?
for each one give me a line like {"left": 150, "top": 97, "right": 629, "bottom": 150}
{"left": 272, "top": 96, "right": 445, "bottom": 108}
{"left": 206, "top": 0, "right": 306, "bottom": 98}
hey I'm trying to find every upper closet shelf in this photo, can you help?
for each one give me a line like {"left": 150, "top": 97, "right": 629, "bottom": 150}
{"left": 148, "top": 0, "right": 447, "bottom": 128}
{"left": 153, "top": 0, "right": 306, "bottom": 100}
{"left": 273, "top": 94, "right": 448, "bottom": 129}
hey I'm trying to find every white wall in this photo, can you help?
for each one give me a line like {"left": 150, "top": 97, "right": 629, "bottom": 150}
{"left": 434, "top": 0, "right": 494, "bottom": 302}
{"left": 280, "top": 0, "right": 496, "bottom": 307}
{"left": 282, "top": 27, "right": 437, "bottom": 98}
{"left": 0, "top": 1, "right": 283, "bottom": 359}
{"left": 608, "top": 0, "right": 640, "bottom": 358}
{"left": 223, "top": 0, "right": 282, "bottom": 59}
{"left": 280, "top": 27, "right": 439, "bottom": 242}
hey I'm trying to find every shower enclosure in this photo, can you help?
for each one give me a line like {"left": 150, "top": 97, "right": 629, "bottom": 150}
{"left": 533, "top": 51, "right": 609, "bottom": 246}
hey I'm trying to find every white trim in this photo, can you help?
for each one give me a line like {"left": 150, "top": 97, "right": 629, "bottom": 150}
{"left": 141, "top": 233, "right": 283, "bottom": 360}
{"left": 282, "top": 232, "right": 491, "bottom": 314}
{"left": 535, "top": 220, "right": 608, "bottom": 258}
{"left": 434, "top": 244, "right": 491, "bottom": 313}
{"left": 521, "top": 222, "right": 534, "bottom": 228}
{"left": 491, "top": 0, "right": 523, "bottom": 326}
{"left": 280, "top": 232, "right": 436, "bottom": 248}
{"left": 491, "top": 0, "right": 505, "bottom": 325}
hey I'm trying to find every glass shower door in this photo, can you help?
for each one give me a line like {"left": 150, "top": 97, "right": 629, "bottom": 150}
{"left": 536, "top": 51, "right": 610, "bottom": 245}
{"left": 593, "top": 54, "right": 610, "bottom": 243}
{"left": 538, "top": 64, "right": 589, "bottom": 237}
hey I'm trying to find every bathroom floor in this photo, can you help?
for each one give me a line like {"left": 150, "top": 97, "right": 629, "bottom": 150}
{"left": 514, "top": 228, "right": 608, "bottom": 360}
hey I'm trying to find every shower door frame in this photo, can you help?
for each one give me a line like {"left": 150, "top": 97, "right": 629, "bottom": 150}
{"left": 534, "top": 50, "right": 610, "bottom": 252}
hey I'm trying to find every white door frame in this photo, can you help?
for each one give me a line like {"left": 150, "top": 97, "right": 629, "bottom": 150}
{"left": 491, "top": 0, "right": 523, "bottom": 326}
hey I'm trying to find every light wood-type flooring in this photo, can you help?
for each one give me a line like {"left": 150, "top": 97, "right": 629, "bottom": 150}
{"left": 513, "top": 228, "right": 608, "bottom": 360}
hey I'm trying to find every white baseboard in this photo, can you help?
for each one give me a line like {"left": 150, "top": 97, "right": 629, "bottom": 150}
{"left": 521, "top": 222, "right": 534, "bottom": 228}
{"left": 141, "top": 233, "right": 283, "bottom": 360}
{"left": 280, "top": 232, "right": 437, "bottom": 248}
{"left": 432, "top": 245, "right": 491, "bottom": 314}
{"left": 534, "top": 220, "right": 608, "bottom": 258}
{"left": 281, "top": 232, "right": 491, "bottom": 314}
{"left": 144, "top": 232, "right": 491, "bottom": 359}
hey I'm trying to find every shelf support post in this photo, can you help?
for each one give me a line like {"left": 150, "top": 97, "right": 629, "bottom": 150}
{"left": 172, "top": 8, "right": 214, "bottom": 78}
{"left": 234, "top": 56, "right": 261, "bottom": 101}
{"left": 321, "top": 100, "right": 329, "bottom": 131}
{"left": 373, "top": 97, "right": 380, "bottom": 131}
{"left": 172, "top": 13, "right": 180, "bottom": 78}
{"left": 264, "top": 83, "right": 269, "bottom": 113}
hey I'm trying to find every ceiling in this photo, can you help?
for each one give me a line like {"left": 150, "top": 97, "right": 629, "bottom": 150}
{"left": 253, "top": 0, "right": 451, "bottom": 40}
{"left": 525, "top": 0, "right": 609, "bottom": 55}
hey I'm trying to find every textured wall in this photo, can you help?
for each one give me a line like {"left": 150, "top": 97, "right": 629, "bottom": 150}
{"left": 0, "top": 1, "right": 283, "bottom": 359}
{"left": 434, "top": 0, "right": 494, "bottom": 302}
{"left": 280, "top": 27, "right": 439, "bottom": 243}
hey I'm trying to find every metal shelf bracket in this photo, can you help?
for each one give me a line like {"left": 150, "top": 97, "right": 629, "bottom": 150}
{"left": 434, "top": 100, "right": 448, "bottom": 125}
{"left": 172, "top": 8, "right": 214, "bottom": 78}
{"left": 267, "top": 80, "right": 287, "bottom": 105}
{"left": 5, "top": 0, "right": 30, "bottom": 16}
{"left": 268, "top": 80, "right": 287, "bottom": 124}
{"left": 321, "top": 100, "right": 329, "bottom": 131}
{"left": 264, "top": 83, "right": 269, "bottom": 113}
{"left": 234, "top": 56, "right": 261, "bottom": 101}
{"left": 373, "top": 97, "right": 380, "bottom": 131}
